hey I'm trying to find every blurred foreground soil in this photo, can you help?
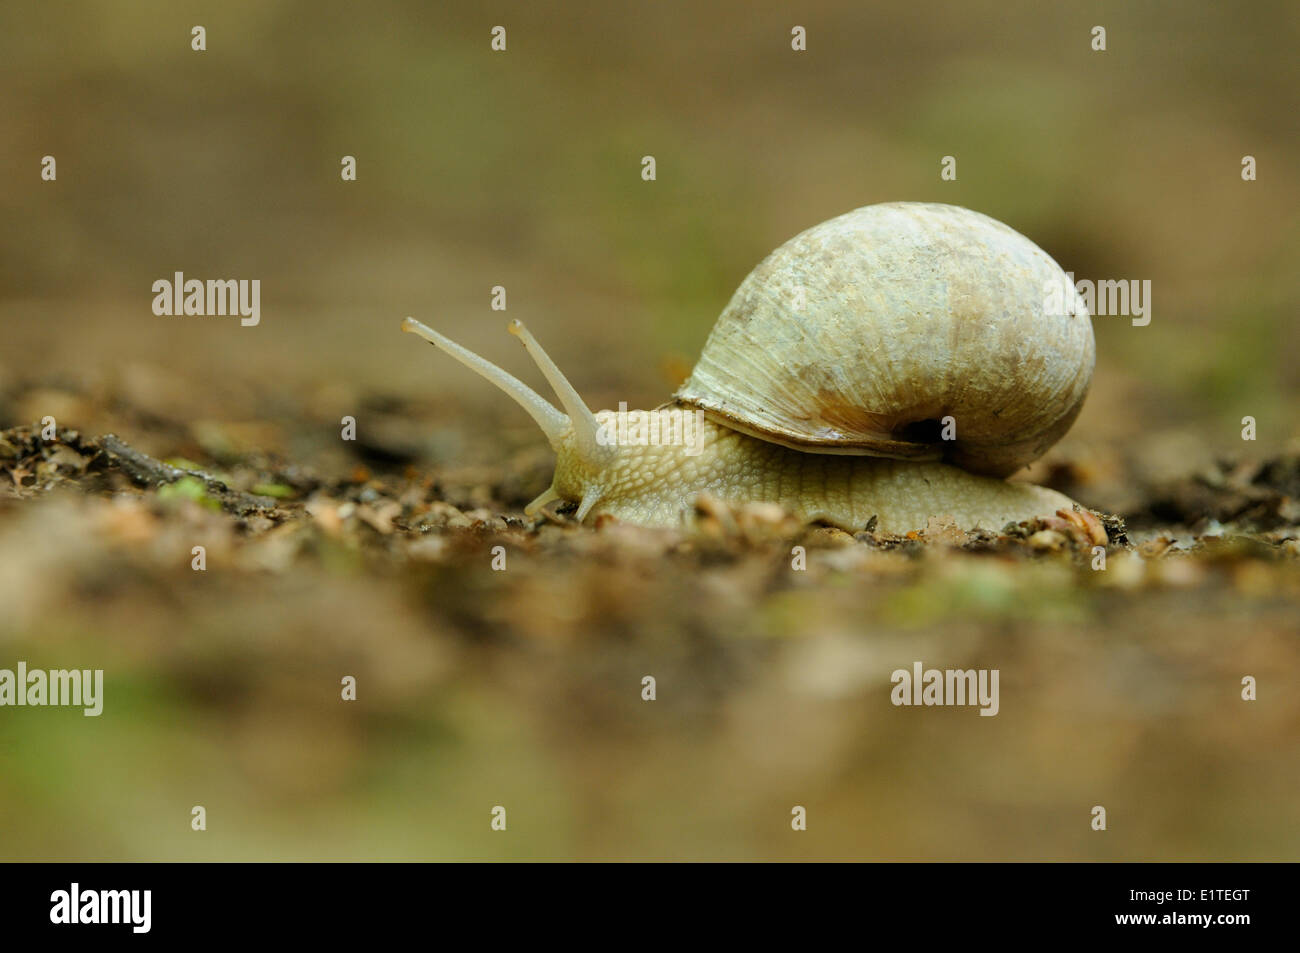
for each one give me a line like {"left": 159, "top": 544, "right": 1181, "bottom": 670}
{"left": 0, "top": 379, "right": 1296, "bottom": 860}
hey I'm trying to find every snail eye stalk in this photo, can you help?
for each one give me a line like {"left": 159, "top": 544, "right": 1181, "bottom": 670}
{"left": 507, "top": 319, "right": 613, "bottom": 468}
{"left": 401, "top": 317, "right": 569, "bottom": 450}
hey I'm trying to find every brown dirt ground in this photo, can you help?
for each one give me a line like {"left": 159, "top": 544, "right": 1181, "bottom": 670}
{"left": 1, "top": 380, "right": 1296, "bottom": 860}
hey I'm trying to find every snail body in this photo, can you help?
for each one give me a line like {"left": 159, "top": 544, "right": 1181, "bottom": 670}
{"left": 549, "top": 410, "right": 1075, "bottom": 534}
{"left": 403, "top": 202, "right": 1096, "bottom": 535}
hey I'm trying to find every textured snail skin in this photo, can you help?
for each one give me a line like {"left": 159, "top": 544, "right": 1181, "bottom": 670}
{"left": 552, "top": 411, "right": 1077, "bottom": 534}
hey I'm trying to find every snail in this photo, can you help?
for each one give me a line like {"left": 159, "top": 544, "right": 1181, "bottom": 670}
{"left": 402, "top": 202, "right": 1097, "bottom": 536}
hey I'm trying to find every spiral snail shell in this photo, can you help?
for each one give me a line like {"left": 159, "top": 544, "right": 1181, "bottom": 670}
{"left": 402, "top": 202, "right": 1099, "bottom": 536}
{"left": 677, "top": 202, "right": 1094, "bottom": 478}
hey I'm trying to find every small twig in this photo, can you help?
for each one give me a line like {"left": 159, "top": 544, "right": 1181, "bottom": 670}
{"left": 96, "top": 433, "right": 280, "bottom": 516}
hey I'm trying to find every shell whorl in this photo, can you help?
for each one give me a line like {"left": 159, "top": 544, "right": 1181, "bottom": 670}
{"left": 674, "top": 202, "right": 1095, "bottom": 477}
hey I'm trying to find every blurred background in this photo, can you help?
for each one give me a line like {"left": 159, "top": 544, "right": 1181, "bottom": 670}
{"left": 0, "top": 0, "right": 1296, "bottom": 860}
